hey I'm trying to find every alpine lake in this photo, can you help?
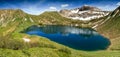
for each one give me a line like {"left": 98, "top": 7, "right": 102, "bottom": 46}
{"left": 23, "top": 25, "right": 110, "bottom": 51}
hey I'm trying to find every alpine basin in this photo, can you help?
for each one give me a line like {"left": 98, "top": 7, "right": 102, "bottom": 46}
{"left": 24, "top": 25, "right": 110, "bottom": 51}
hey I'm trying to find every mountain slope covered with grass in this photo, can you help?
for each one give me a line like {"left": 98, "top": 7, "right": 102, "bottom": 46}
{"left": 0, "top": 9, "right": 81, "bottom": 57}
{"left": 97, "top": 6, "right": 120, "bottom": 50}
{"left": 0, "top": 9, "right": 93, "bottom": 57}
{"left": 0, "top": 8, "right": 120, "bottom": 57}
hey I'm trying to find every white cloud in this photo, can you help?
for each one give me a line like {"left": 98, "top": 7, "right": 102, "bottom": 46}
{"left": 49, "top": 6, "right": 57, "bottom": 11}
{"left": 20, "top": 1, "right": 45, "bottom": 15}
{"left": 116, "top": 2, "right": 120, "bottom": 5}
{"left": 61, "top": 4, "right": 69, "bottom": 8}
{"left": 22, "top": 6, "right": 42, "bottom": 15}
{"left": 98, "top": 5, "right": 116, "bottom": 11}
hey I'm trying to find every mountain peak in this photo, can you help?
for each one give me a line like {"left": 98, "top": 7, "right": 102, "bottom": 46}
{"left": 60, "top": 5, "right": 109, "bottom": 21}
{"left": 116, "top": 6, "right": 120, "bottom": 10}
{"left": 78, "top": 5, "right": 101, "bottom": 11}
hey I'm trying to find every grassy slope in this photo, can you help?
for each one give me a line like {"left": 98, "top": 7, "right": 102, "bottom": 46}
{"left": 0, "top": 10, "right": 75, "bottom": 57}
{"left": 0, "top": 9, "right": 120, "bottom": 57}
{"left": 97, "top": 6, "right": 120, "bottom": 50}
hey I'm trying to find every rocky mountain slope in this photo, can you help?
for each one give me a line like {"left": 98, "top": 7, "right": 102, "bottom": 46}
{"left": 60, "top": 5, "right": 109, "bottom": 20}
{"left": 97, "top": 6, "right": 120, "bottom": 39}
{"left": 96, "top": 6, "right": 120, "bottom": 50}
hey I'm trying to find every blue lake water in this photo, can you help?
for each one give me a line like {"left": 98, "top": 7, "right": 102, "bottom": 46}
{"left": 24, "top": 25, "right": 110, "bottom": 51}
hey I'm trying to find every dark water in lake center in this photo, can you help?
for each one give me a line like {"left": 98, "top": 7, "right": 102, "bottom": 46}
{"left": 24, "top": 25, "right": 110, "bottom": 51}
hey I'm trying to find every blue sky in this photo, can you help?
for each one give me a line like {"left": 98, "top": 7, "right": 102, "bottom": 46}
{"left": 0, "top": 0, "right": 120, "bottom": 15}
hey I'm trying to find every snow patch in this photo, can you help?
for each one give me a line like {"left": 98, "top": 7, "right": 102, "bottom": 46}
{"left": 1, "top": 14, "right": 5, "bottom": 17}
{"left": 70, "top": 15, "right": 103, "bottom": 20}
{"left": 30, "top": 17, "right": 34, "bottom": 22}
{"left": 112, "top": 10, "right": 119, "bottom": 17}
{"left": 23, "top": 38, "right": 31, "bottom": 42}
{"left": 24, "top": 18, "right": 27, "bottom": 21}
{"left": 92, "top": 25, "right": 98, "bottom": 29}
{"left": 0, "top": 17, "right": 4, "bottom": 22}
{"left": 68, "top": 10, "right": 109, "bottom": 20}
{"left": 71, "top": 9, "right": 79, "bottom": 13}
{"left": 75, "top": 24, "right": 79, "bottom": 26}
{"left": 12, "top": 18, "right": 16, "bottom": 21}
{"left": 98, "top": 15, "right": 111, "bottom": 26}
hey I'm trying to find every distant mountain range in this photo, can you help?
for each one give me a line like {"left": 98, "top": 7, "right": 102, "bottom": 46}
{"left": 0, "top": 9, "right": 86, "bottom": 37}
{"left": 60, "top": 5, "right": 110, "bottom": 20}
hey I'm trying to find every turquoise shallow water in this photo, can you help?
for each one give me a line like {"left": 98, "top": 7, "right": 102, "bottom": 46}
{"left": 24, "top": 25, "right": 110, "bottom": 51}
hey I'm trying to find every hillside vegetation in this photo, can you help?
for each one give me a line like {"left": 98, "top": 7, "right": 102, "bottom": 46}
{"left": 0, "top": 9, "right": 120, "bottom": 57}
{"left": 97, "top": 6, "right": 120, "bottom": 51}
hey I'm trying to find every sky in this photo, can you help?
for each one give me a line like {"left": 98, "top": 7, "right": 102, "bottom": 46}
{"left": 0, "top": 0, "right": 120, "bottom": 15}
